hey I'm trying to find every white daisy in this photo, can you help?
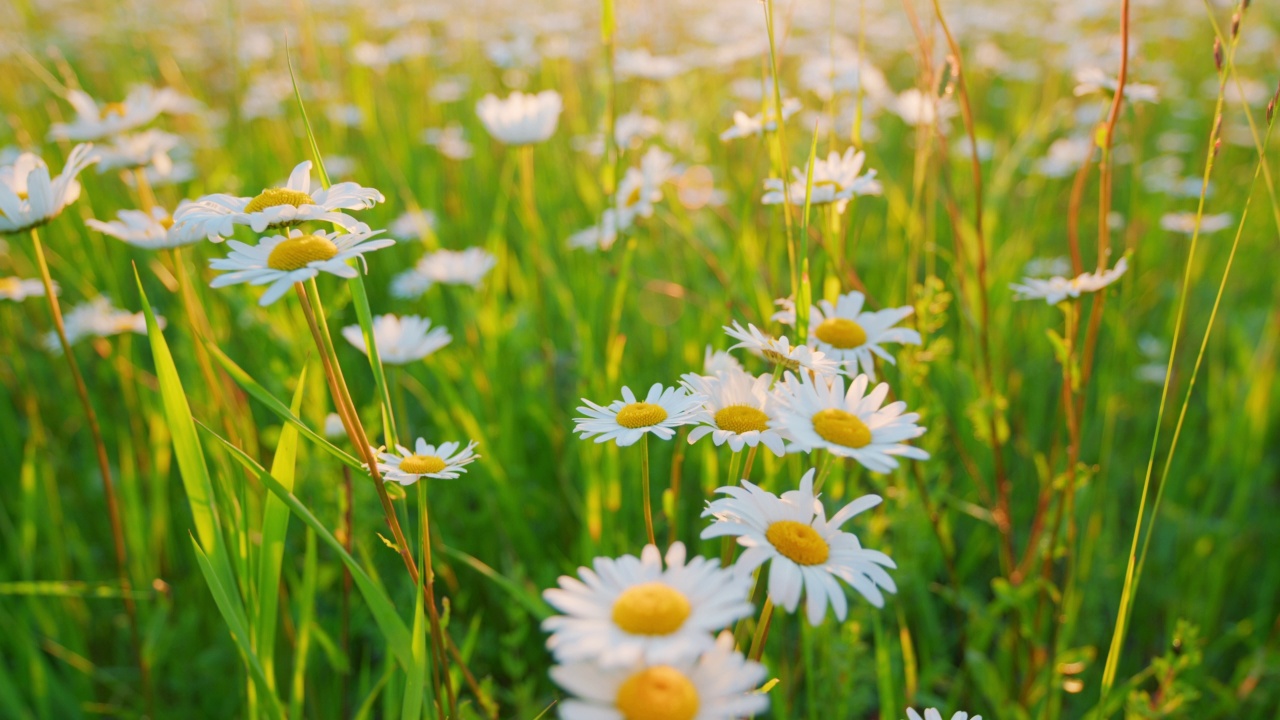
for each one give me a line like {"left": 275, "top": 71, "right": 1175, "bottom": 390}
{"left": 681, "top": 368, "right": 787, "bottom": 456}
{"left": 551, "top": 631, "right": 768, "bottom": 720}
{"left": 703, "top": 346, "right": 743, "bottom": 377}
{"left": 701, "top": 468, "right": 897, "bottom": 625}
{"left": 87, "top": 129, "right": 183, "bottom": 173}
{"left": 906, "top": 709, "right": 983, "bottom": 720}
{"left": 542, "top": 542, "right": 753, "bottom": 667}
{"left": 723, "top": 321, "right": 841, "bottom": 378}
{"left": 772, "top": 371, "right": 929, "bottom": 472}
{"left": 48, "top": 86, "right": 198, "bottom": 142}
{"left": 1074, "top": 66, "right": 1158, "bottom": 104}
{"left": 173, "top": 160, "right": 384, "bottom": 240}
{"left": 388, "top": 209, "right": 438, "bottom": 240}
{"left": 804, "top": 291, "right": 922, "bottom": 380}
{"left": 0, "top": 277, "right": 53, "bottom": 302}
{"left": 475, "top": 90, "right": 563, "bottom": 145}
{"left": 1010, "top": 257, "right": 1129, "bottom": 305}
{"left": 373, "top": 438, "right": 480, "bottom": 485}
{"left": 892, "top": 88, "right": 957, "bottom": 127}
{"left": 341, "top": 314, "right": 451, "bottom": 365}
{"left": 390, "top": 247, "right": 496, "bottom": 298}
{"left": 86, "top": 204, "right": 205, "bottom": 250}
{"left": 1159, "top": 212, "right": 1233, "bottom": 235}
{"left": 761, "top": 147, "right": 881, "bottom": 213}
{"left": 208, "top": 227, "right": 394, "bottom": 306}
{"left": 574, "top": 383, "right": 703, "bottom": 447}
{"left": 0, "top": 145, "right": 97, "bottom": 235}
{"left": 46, "top": 296, "right": 164, "bottom": 352}
{"left": 421, "top": 124, "right": 474, "bottom": 160}
{"left": 719, "top": 97, "right": 802, "bottom": 141}
{"left": 566, "top": 209, "right": 620, "bottom": 252}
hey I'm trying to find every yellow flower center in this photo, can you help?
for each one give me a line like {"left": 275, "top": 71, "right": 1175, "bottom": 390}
{"left": 624, "top": 184, "right": 643, "bottom": 208}
{"left": 159, "top": 215, "right": 174, "bottom": 230}
{"left": 611, "top": 582, "right": 691, "bottom": 635}
{"left": 0, "top": 277, "right": 20, "bottom": 294}
{"left": 814, "top": 317, "right": 868, "bottom": 349}
{"left": 813, "top": 179, "right": 842, "bottom": 190}
{"left": 99, "top": 102, "right": 128, "bottom": 119}
{"left": 266, "top": 234, "right": 339, "bottom": 271}
{"left": 714, "top": 405, "right": 769, "bottom": 434}
{"left": 615, "top": 402, "right": 668, "bottom": 429}
{"left": 811, "top": 408, "right": 872, "bottom": 449}
{"left": 615, "top": 666, "right": 699, "bottom": 720}
{"left": 244, "top": 187, "right": 315, "bottom": 214}
{"left": 765, "top": 520, "right": 830, "bottom": 565}
{"left": 399, "top": 455, "right": 447, "bottom": 475}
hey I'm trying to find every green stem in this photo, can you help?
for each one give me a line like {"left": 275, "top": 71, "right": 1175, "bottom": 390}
{"left": 640, "top": 434, "right": 656, "bottom": 546}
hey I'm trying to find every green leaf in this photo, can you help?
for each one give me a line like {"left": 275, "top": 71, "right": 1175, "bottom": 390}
{"left": 289, "top": 529, "right": 318, "bottom": 720}
{"left": 400, "top": 589, "right": 427, "bottom": 720}
{"left": 349, "top": 273, "right": 399, "bottom": 448}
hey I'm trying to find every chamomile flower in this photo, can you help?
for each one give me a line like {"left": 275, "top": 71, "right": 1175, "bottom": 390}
{"left": 87, "top": 129, "right": 183, "bottom": 173}
{"left": 341, "top": 314, "right": 451, "bottom": 365}
{"left": 388, "top": 209, "right": 438, "bottom": 240}
{"left": 48, "top": 86, "right": 198, "bottom": 141}
{"left": 907, "top": 709, "right": 983, "bottom": 720}
{"left": 1010, "top": 257, "right": 1128, "bottom": 305}
{"left": 0, "top": 145, "right": 97, "bottom": 235}
{"left": 701, "top": 468, "right": 897, "bottom": 624}
{"left": 804, "top": 291, "right": 922, "bottom": 380}
{"left": 174, "top": 161, "right": 384, "bottom": 240}
{"left": 208, "top": 227, "right": 394, "bottom": 306}
{"left": 475, "top": 90, "right": 563, "bottom": 145}
{"left": 87, "top": 204, "right": 204, "bottom": 249}
{"left": 723, "top": 321, "right": 841, "bottom": 378}
{"left": 46, "top": 296, "right": 163, "bottom": 352}
{"left": 551, "top": 631, "right": 768, "bottom": 720}
{"left": 761, "top": 147, "right": 881, "bottom": 213}
{"left": 703, "top": 346, "right": 743, "bottom": 376}
{"left": 373, "top": 438, "right": 480, "bottom": 484}
{"left": 574, "top": 383, "right": 703, "bottom": 447}
{"left": 1159, "top": 212, "right": 1232, "bottom": 234}
{"left": 0, "top": 277, "right": 52, "bottom": 302}
{"left": 542, "top": 542, "right": 753, "bottom": 667}
{"left": 390, "top": 247, "right": 497, "bottom": 297}
{"left": 772, "top": 371, "right": 929, "bottom": 472}
{"left": 719, "top": 97, "right": 801, "bottom": 141}
{"left": 681, "top": 368, "right": 787, "bottom": 456}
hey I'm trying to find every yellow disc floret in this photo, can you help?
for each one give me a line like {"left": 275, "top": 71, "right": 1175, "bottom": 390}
{"left": 611, "top": 582, "right": 692, "bottom": 636}
{"left": 615, "top": 402, "right": 668, "bottom": 429}
{"left": 814, "top": 317, "right": 868, "bottom": 349}
{"left": 766, "top": 520, "right": 830, "bottom": 565}
{"left": 99, "top": 102, "right": 128, "bottom": 119}
{"left": 399, "top": 455, "right": 447, "bottom": 475}
{"left": 615, "top": 666, "right": 699, "bottom": 720}
{"left": 244, "top": 187, "right": 315, "bottom": 214}
{"left": 714, "top": 405, "right": 769, "bottom": 434}
{"left": 266, "top": 234, "right": 339, "bottom": 271}
{"left": 811, "top": 408, "right": 872, "bottom": 449}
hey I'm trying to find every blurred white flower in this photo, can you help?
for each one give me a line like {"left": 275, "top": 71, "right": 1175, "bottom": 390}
{"left": 88, "top": 129, "right": 184, "bottom": 173}
{"left": 1159, "top": 212, "right": 1232, "bottom": 234}
{"left": 762, "top": 148, "right": 881, "bottom": 214}
{"left": 476, "top": 90, "right": 562, "bottom": 145}
{"left": 0, "top": 276, "right": 53, "bottom": 302}
{"left": 0, "top": 145, "right": 97, "bottom": 235}
{"left": 87, "top": 204, "right": 205, "bottom": 249}
{"left": 49, "top": 86, "right": 199, "bottom": 141}
{"left": 1011, "top": 257, "right": 1129, "bottom": 305}
{"left": 341, "top": 314, "right": 451, "bottom": 365}
{"left": 390, "top": 247, "right": 497, "bottom": 297}
{"left": 46, "top": 296, "right": 162, "bottom": 352}
{"left": 719, "top": 98, "right": 801, "bottom": 141}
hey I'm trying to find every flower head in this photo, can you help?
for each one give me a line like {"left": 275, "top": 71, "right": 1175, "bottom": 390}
{"left": 723, "top": 321, "right": 841, "bottom": 378}
{"left": 0, "top": 277, "right": 52, "bottom": 302}
{"left": 1010, "top": 257, "right": 1128, "bottom": 305}
{"left": 0, "top": 145, "right": 97, "bottom": 234}
{"left": 574, "top": 383, "right": 703, "bottom": 447}
{"left": 208, "top": 227, "right": 394, "bottom": 306}
{"left": 681, "top": 368, "right": 787, "bottom": 456}
{"left": 48, "top": 86, "right": 199, "bottom": 142}
{"left": 390, "top": 247, "right": 497, "bottom": 298}
{"left": 373, "top": 438, "right": 479, "bottom": 485}
{"left": 906, "top": 709, "right": 983, "bottom": 720}
{"left": 476, "top": 90, "right": 562, "bottom": 145}
{"left": 779, "top": 291, "right": 921, "bottom": 381}
{"left": 46, "top": 296, "right": 163, "bottom": 352}
{"left": 341, "top": 314, "right": 451, "bottom": 365}
{"left": 762, "top": 147, "right": 881, "bottom": 213}
{"left": 87, "top": 204, "right": 204, "bottom": 250}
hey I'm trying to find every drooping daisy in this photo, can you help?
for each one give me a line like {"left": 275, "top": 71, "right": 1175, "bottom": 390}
{"left": 48, "top": 86, "right": 199, "bottom": 142}
{"left": 719, "top": 97, "right": 802, "bottom": 141}
{"left": 1010, "top": 257, "right": 1129, "bottom": 305}
{"left": 802, "top": 291, "right": 922, "bottom": 380}
{"left": 906, "top": 709, "right": 983, "bottom": 720}
{"left": 0, "top": 145, "right": 97, "bottom": 235}
{"left": 45, "top": 296, "right": 164, "bottom": 352}
{"left": 772, "top": 371, "right": 929, "bottom": 472}
{"left": 0, "top": 277, "right": 52, "bottom": 302}
{"left": 341, "top": 314, "right": 451, "bottom": 365}
{"left": 723, "top": 321, "right": 841, "bottom": 378}
{"left": 87, "top": 129, "right": 183, "bottom": 173}
{"left": 701, "top": 468, "right": 897, "bottom": 625}
{"left": 389, "top": 247, "right": 497, "bottom": 298}
{"left": 208, "top": 227, "right": 394, "bottom": 306}
{"left": 373, "top": 438, "right": 480, "bottom": 485}
{"left": 574, "top": 383, "right": 703, "bottom": 447}
{"left": 174, "top": 160, "right": 384, "bottom": 240}
{"left": 681, "top": 368, "right": 787, "bottom": 456}
{"left": 551, "top": 631, "right": 768, "bottom": 720}
{"left": 761, "top": 147, "right": 881, "bottom": 213}
{"left": 87, "top": 204, "right": 204, "bottom": 250}
{"left": 475, "top": 90, "right": 563, "bottom": 145}
{"left": 542, "top": 542, "right": 753, "bottom": 667}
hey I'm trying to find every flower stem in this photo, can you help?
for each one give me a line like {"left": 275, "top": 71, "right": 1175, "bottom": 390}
{"left": 747, "top": 598, "right": 775, "bottom": 661}
{"left": 640, "top": 433, "right": 656, "bottom": 546}
{"left": 418, "top": 480, "right": 455, "bottom": 718}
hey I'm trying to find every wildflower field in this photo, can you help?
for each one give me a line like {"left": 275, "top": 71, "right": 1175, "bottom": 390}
{"left": 3, "top": 0, "right": 1280, "bottom": 717}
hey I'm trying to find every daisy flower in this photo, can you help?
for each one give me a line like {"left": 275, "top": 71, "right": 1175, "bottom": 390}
{"left": 566, "top": 209, "right": 620, "bottom": 252}
{"left": 0, "top": 277, "right": 52, "bottom": 302}
{"left": 0, "top": 145, "right": 97, "bottom": 235}
{"left": 475, "top": 90, "right": 563, "bottom": 145}
{"left": 542, "top": 542, "right": 753, "bottom": 667}
{"left": 892, "top": 88, "right": 957, "bottom": 127}
{"left": 762, "top": 147, "right": 881, "bottom": 213}
{"left": 1159, "top": 212, "right": 1232, "bottom": 234}
{"left": 390, "top": 247, "right": 497, "bottom": 298}
{"left": 681, "top": 368, "right": 787, "bottom": 456}
{"left": 46, "top": 296, "right": 163, "bottom": 352}
{"left": 174, "top": 160, "right": 384, "bottom": 240}
{"left": 388, "top": 209, "right": 438, "bottom": 240}
{"left": 772, "top": 371, "right": 929, "bottom": 472}
{"left": 803, "top": 291, "right": 922, "bottom": 380}
{"left": 48, "top": 86, "right": 198, "bottom": 142}
{"left": 723, "top": 321, "right": 841, "bottom": 378}
{"left": 87, "top": 204, "right": 204, "bottom": 250}
{"left": 373, "top": 438, "right": 480, "bottom": 485}
{"left": 87, "top": 129, "right": 183, "bottom": 173}
{"left": 719, "top": 97, "right": 801, "bottom": 141}
{"left": 551, "top": 631, "right": 768, "bottom": 720}
{"left": 701, "top": 468, "right": 897, "bottom": 625}
{"left": 421, "top": 125, "right": 474, "bottom": 160}
{"left": 574, "top": 383, "right": 703, "bottom": 447}
{"left": 907, "top": 709, "right": 983, "bottom": 720}
{"left": 341, "top": 314, "right": 451, "bottom": 365}
{"left": 1010, "top": 257, "right": 1128, "bottom": 305}
{"left": 208, "top": 227, "right": 394, "bottom": 306}
{"left": 1074, "top": 66, "right": 1158, "bottom": 103}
